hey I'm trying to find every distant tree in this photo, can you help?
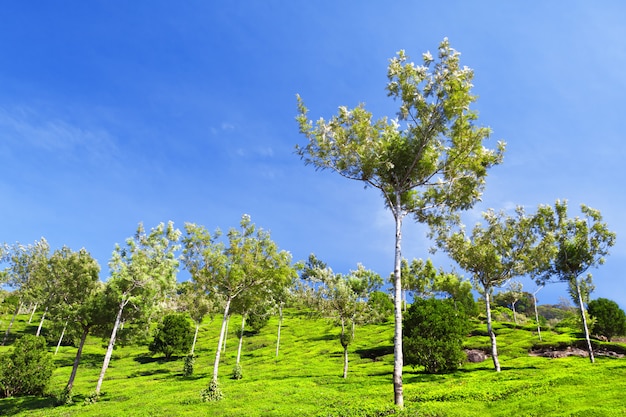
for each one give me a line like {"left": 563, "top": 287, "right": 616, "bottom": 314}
{"left": 296, "top": 38, "right": 504, "bottom": 407}
{"left": 403, "top": 298, "right": 470, "bottom": 374}
{"left": 176, "top": 281, "right": 217, "bottom": 356}
{"left": 182, "top": 215, "right": 296, "bottom": 398}
{"left": 0, "top": 334, "right": 55, "bottom": 397}
{"left": 150, "top": 314, "right": 194, "bottom": 359}
{"left": 1, "top": 239, "right": 50, "bottom": 344}
{"left": 588, "top": 298, "right": 626, "bottom": 342}
{"left": 535, "top": 201, "right": 616, "bottom": 363}
{"left": 95, "top": 222, "right": 181, "bottom": 395}
{"left": 367, "top": 291, "right": 394, "bottom": 324}
{"left": 494, "top": 280, "right": 524, "bottom": 324}
{"left": 434, "top": 206, "right": 553, "bottom": 372}
{"left": 300, "top": 255, "right": 381, "bottom": 378}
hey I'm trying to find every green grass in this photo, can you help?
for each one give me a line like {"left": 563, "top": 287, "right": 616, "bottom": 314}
{"left": 1, "top": 310, "right": 626, "bottom": 416}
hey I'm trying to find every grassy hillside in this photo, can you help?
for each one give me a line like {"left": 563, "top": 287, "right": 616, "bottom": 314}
{"left": 1, "top": 308, "right": 626, "bottom": 416}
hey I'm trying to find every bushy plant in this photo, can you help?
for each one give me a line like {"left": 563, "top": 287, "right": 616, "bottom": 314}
{"left": 588, "top": 298, "right": 626, "bottom": 341}
{"left": 231, "top": 363, "right": 243, "bottom": 380}
{"left": 367, "top": 291, "right": 394, "bottom": 323}
{"left": 0, "top": 334, "right": 55, "bottom": 397}
{"left": 200, "top": 380, "right": 224, "bottom": 402}
{"left": 183, "top": 354, "right": 195, "bottom": 377}
{"left": 403, "top": 298, "right": 471, "bottom": 374}
{"left": 149, "top": 313, "right": 193, "bottom": 359}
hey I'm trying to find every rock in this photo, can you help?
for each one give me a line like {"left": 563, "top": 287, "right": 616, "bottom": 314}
{"left": 465, "top": 349, "right": 487, "bottom": 363}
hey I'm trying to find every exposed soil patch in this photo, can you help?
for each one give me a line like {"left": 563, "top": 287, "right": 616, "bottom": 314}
{"left": 529, "top": 346, "right": 625, "bottom": 359}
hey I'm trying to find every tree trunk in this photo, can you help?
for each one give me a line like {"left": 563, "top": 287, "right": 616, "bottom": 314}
{"left": 190, "top": 322, "right": 200, "bottom": 355}
{"left": 35, "top": 306, "right": 48, "bottom": 336}
{"left": 485, "top": 291, "right": 501, "bottom": 372}
{"left": 392, "top": 200, "right": 404, "bottom": 408}
{"left": 576, "top": 281, "right": 595, "bottom": 363}
{"left": 341, "top": 319, "right": 349, "bottom": 379}
{"left": 511, "top": 301, "right": 518, "bottom": 325}
{"left": 221, "top": 315, "right": 230, "bottom": 353}
{"left": 96, "top": 300, "right": 126, "bottom": 395}
{"left": 275, "top": 304, "right": 283, "bottom": 358}
{"left": 28, "top": 303, "right": 38, "bottom": 324}
{"left": 3, "top": 301, "right": 22, "bottom": 345}
{"left": 213, "top": 297, "right": 232, "bottom": 383}
{"left": 533, "top": 287, "right": 542, "bottom": 341}
{"left": 66, "top": 326, "right": 90, "bottom": 392}
{"left": 55, "top": 321, "right": 68, "bottom": 355}
{"left": 236, "top": 315, "right": 246, "bottom": 365}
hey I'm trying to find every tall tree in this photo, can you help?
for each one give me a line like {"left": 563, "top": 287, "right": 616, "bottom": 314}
{"left": 95, "top": 221, "right": 180, "bottom": 395}
{"left": 296, "top": 39, "right": 504, "bottom": 406}
{"left": 535, "top": 201, "right": 616, "bottom": 363}
{"left": 42, "top": 247, "right": 101, "bottom": 392}
{"left": 182, "top": 215, "right": 296, "bottom": 393}
{"left": 434, "top": 206, "right": 552, "bottom": 372}
{"left": 0, "top": 239, "right": 50, "bottom": 345}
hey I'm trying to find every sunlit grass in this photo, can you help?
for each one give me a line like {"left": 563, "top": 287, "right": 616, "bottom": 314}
{"left": 1, "top": 309, "right": 626, "bottom": 416}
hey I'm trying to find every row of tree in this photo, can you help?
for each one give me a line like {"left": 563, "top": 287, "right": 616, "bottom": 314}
{"left": 0, "top": 215, "right": 298, "bottom": 401}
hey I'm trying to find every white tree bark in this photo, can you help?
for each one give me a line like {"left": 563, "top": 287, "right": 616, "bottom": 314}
{"left": 96, "top": 300, "right": 126, "bottom": 394}
{"left": 35, "top": 306, "right": 48, "bottom": 337}
{"left": 533, "top": 287, "right": 543, "bottom": 341}
{"left": 576, "top": 282, "right": 595, "bottom": 363}
{"left": 190, "top": 323, "right": 200, "bottom": 355}
{"left": 485, "top": 291, "right": 501, "bottom": 372}
{"left": 392, "top": 197, "right": 404, "bottom": 407}
{"left": 275, "top": 304, "right": 283, "bottom": 358}
{"left": 213, "top": 298, "right": 232, "bottom": 382}
{"left": 28, "top": 303, "right": 38, "bottom": 324}
{"left": 55, "top": 321, "right": 68, "bottom": 355}
{"left": 236, "top": 315, "right": 246, "bottom": 365}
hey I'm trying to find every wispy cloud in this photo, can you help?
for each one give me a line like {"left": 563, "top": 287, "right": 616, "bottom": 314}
{"left": 0, "top": 106, "right": 118, "bottom": 164}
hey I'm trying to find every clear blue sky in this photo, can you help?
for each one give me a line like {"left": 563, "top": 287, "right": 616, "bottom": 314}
{"left": 1, "top": 2, "right": 625, "bottom": 308}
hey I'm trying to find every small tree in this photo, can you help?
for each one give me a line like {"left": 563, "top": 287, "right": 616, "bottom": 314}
{"left": 0, "top": 335, "right": 55, "bottom": 397}
{"left": 149, "top": 314, "right": 194, "bottom": 359}
{"left": 535, "top": 201, "right": 616, "bottom": 363}
{"left": 403, "top": 298, "right": 470, "bottom": 374}
{"left": 588, "top": 298, "right": 626, "bottom": 342}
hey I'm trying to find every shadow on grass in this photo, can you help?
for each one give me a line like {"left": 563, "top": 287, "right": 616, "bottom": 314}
{"left": 0, "top": 395, "right": 56, "bottom": 416}
{"left": 128, "top": 368, "right": 172, "bottom": 378}
{"left": 53, "top": 352, "right": 104, "bottom": 368}
{"left": 355, "top": 345, "right": 394, "bottom": 361}
{"left": 133, "top": 355, "right": 181, "bottom": 365}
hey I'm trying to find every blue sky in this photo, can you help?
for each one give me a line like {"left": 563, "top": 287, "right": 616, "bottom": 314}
{"left": 1, "top": 2, "right": 625, "bottom": 308}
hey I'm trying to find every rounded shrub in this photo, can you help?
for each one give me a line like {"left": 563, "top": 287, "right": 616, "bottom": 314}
{"left": 403, "top": 297, "right": 471, "bottom": 374}
{"left": 149, "top": 313, "right": 194, "bottom": 359}
{"left": 0, "top": 335, "right": 55, "bottom": 397}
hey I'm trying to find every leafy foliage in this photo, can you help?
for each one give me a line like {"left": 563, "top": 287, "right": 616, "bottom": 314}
{"left": 0, "top": 335, "right": 55, "bottom": 397}
{"left": 149, "top": 313, "right": 194, "bottom": 359}
{"left": 403, "top": 298, "right": 471, "bottom": 374}
{"left": 588, "top": 298, "right": 626, "bottom": 341}
{"left": 183, "top": 354, "right": 195, "bottom": 377}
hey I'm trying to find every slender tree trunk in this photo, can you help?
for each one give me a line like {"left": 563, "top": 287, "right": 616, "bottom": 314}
{"left": 66, "top": 326, "right": 90, "bottom": 392}
{"left": 236, "top": 315, "right": 246, "bottom": 365}
{"left": 55, "top": 320, "right": 68, "bottom": 355}
{"left": 221, "top": 315, "right": 230, "bottom": 353}
{"left": 341, "top": 318, "right": 349, "bottom": 379}
{"left": 511, "top": 301, "right": 518, "bottom": 325}
{"left": 485, "top": 291, "right": 501, "bottom": 372}
{"left": 191, "top": 322, "right": 200, "bottom": 355}
{"left": 96, "top": 300, "right": 126, "bottom": 395}
{"left": 35, "top": 306, "right": 48, "bottom": 336}
{"left": 576, "top": 281, "right": 595, "bottom": 363}
{"left": 213, "top": 297, "right": 232, "bottom": 383}
{"left": 28, "top": 303, "right": 38, "bottom": 324}
{"left": 3, "top": 301, "right": 22, "bottom": 345}
{"left": 392, "top": 201, "right": 404, "bottom": 407}
{"left": 275, "top": 304, "right": 283, "bottom": 358}
{"left": 533, "top": 287, "right": 543, "bottom": 341}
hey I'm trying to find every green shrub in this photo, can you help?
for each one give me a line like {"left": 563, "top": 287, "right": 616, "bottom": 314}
{"left": 183, "top": 354, "right": 195, "bottom": 376}
{"left": 231, "top": 363, "right": 243, "bottom": 380}
{"left": 149, "top": 313, "right": 193, "bottom": 359}
{"left": 200, "top": 379, "right": 224, "bottom": 402}
{"left": 588, "top": 298, "right": 626, "bottom": 341}
{"left": 403, "top": 298, "right": 471, "bottom": 374}
{"left": 0, "top": 335, "right": 55, "bottom": 397}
